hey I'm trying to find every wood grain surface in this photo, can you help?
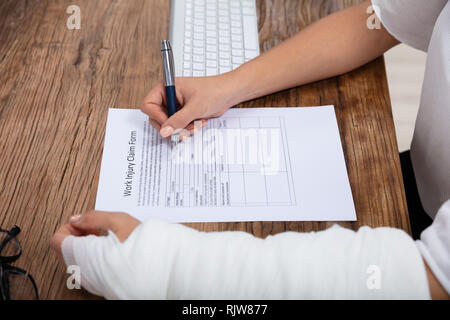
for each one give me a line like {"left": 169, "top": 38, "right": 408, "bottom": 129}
{"left": 0, "top": 0, "right": 409, "bottom": 299}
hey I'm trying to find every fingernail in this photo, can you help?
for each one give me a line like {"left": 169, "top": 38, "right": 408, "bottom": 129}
{"left": 70, "top": 215, "right": 82, "bottom": 224}
{"left": 160, "top": 126, "right": 174, "bottom": 138}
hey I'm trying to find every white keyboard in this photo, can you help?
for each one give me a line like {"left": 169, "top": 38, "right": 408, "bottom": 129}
{"left": 170, "top": 0, "right": 260, "bottom": 77}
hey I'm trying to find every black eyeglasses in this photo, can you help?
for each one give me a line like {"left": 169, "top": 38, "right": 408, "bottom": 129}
{"left": 0, "top": 226, "right": 39, "bottom": 300}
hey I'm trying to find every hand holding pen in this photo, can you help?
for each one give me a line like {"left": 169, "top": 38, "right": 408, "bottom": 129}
{"left": 140, "top": 40, "right": 239, "bottom": 140}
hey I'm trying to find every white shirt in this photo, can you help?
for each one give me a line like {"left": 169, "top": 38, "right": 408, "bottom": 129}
{"left": 372, "top": 0, "right": 450, "bottom": 218}
{"left": 372, "top": 0, "right": 450, "bottom": 294}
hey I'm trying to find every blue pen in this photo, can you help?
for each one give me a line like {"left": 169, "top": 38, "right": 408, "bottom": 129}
{"left": 161, "top": 40, "right": 179, "bottom": 143}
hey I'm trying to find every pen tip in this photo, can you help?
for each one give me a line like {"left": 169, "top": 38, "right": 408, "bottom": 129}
{"left": 161, "top": 40, "right": 171, "bottom": 51}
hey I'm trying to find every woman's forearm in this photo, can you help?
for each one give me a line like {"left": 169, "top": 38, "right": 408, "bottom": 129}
{"left": 224, "top": 0, "right": 398, "bottom": 105}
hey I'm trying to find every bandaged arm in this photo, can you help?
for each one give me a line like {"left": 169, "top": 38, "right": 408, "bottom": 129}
{"left": 59, "top": 201, "right": 450, "bottom": 300}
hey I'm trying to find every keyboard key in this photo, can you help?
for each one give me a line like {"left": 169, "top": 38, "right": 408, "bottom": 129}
{"left": 219, "top": 23, "right": 230, "bottom": 30}
{"left": 242, "top": 7, "right": 254, "bottom": 15}
{"left": 184, "top": 69, "right": 192, "bottom": 77}
{"left": 231, "top": 27, "right": 241, "bottom": 34}
{"left": 232, "top": 56, "right": 244, "bottom": 64}
{"left": 243, "top": 15, "right": 258, "bottom": 50}
{"left": 194, "top": 19, "right": 205, "bottom": 26}
{"left": 219, "top": 29, "right": 229, "bottom": 37}
{"left": 184, "top": 61, "right": 192, "bottom": 69}
{"left": 219, "top": 37, "right": 230, "bottom": 44}
{"left": 219, "top": 59, "right": 230, "bottom": 67}
{"left": 206, "top": 52, "right": 217, "bottom": 60}
{"left": 230, "top": 7, "right": 240, "bottom": 14}
{"left": 206, "top": 60, "right": 218, "bottom": 67}
{"left": 219, "top": 51, "right": 231, "bottom": 59}
{"left": 220, "top": 66, "right": 232, "bottom": 73}
{"left": 193, "top": 62, "right": 204, "bottom": 70}
{"left": 232, "top": 41, "right": 243, "bottom": 49}
{"left": 194, "top": 8, "right": 205, "bottom": 15}
{"left": 218, "top": 3, "right": 228, "bottom": 10}
{"left": 231, "top": 20, "right": 241, "bottom": 28}
{"left": 193, "top": 55, "right": 204, "bottom": 63}
{"left": 219, "top": 44, "right": 231, "bottom": 51}
{"left": 244, "top": 49, "right": 258, "bottom": 60}
{"left": 206, "top": 16, "right": 217, "bottom": 24}
{"left": 232, "top": 49, "right": 243, "bottom": 56}
{"left": 206, "top": 45, "right": 217, "bottom": 52}
{"left": 194, "top": 25, "right": 204, "bottom": 33}
{"left": 193, "top": 70, "right": 205, "bottom": 77}
{"left": 194, "top": 33, "right": 204, "bottom": 40}
{"left": 242, "top": 0, "right": 255, "bottom": 8}
{"left": 193, "top": 40, "right": 203, "bottom": 47}
{"left": 230, "top": 1, "right": 240, "bottom": 8}
{"left": 193, "top": 47, "right": 203, "bottom": 55}
{"left": 206, "top": 68, "right": 218, "bottom": 76}
{"left": 232, "top": 34, "right": 243, "bottom": 42}
{"left": 230, "top": 14, "right": 240, "bottom": 21}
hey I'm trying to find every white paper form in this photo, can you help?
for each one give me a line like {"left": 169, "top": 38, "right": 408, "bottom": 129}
{"left": 95, "top": 107, "right": 356, "bottom": 222}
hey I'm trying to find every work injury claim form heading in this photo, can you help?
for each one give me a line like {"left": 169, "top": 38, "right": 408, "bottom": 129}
{"left": 95, "top": 107, "right": 356, "bottom": 222}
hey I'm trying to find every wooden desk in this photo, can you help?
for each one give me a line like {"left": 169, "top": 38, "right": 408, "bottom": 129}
{"left": 0, "top": 0, "right": 409, "bottom": 299}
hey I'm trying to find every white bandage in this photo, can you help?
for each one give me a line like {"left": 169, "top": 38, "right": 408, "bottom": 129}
{"left": 62, "top": 221, "right": 430, "bottom": 300}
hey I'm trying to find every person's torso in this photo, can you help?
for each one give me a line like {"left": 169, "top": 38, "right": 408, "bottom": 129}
{"left": 410, "top": 1, "right": 450, "bottom": 218}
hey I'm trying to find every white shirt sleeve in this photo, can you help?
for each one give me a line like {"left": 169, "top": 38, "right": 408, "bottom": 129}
{"left": 371, "top": 0, "right": 448, "bottom": 51}
{"left": 416, "top": 200, "right": 450, "bottom": 295}
{"left": 61, "top": 220, "right": 430, "bottom": 299}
